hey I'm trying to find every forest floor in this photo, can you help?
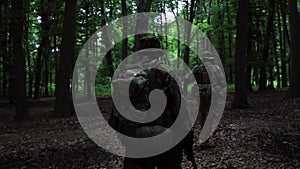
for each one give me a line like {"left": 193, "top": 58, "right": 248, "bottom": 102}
{"left": 0, "top": 91, "right": 300, "bottom": 169}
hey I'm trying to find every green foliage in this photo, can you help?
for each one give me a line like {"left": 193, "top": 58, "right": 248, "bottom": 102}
{"left": 95, "top": 77, "right": 111, "bottom": 96}
{"left": 0, "top": 0, "right": 293, "bottom": 98}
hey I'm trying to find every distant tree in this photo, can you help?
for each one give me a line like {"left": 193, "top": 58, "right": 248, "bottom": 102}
{"left": 288, "top": 0, "right": 300, "bottom": 97}
{"left": 233, "top": 0, "right": 249, "bottom": 108}
{"left": 121, "top": 0, "right": 128, "bottom": 60}
{"left": 11, "top": 0, "right": 29, "bottom": 121}
{"left": 280, "top": 1, "right": 289, "bottom": 88}
{"left": 134, "top": 0, "right": 153, "bottom": 51}
{"left": 259, "top": 0, "right": 275, "bottom": 90}
{"left": 183, "top": 0, "right": 197, "bottom": 66}
{"left": 100, "top": 0, "right": 114, "bottom": 77}
{"left": 226, "top": 1, "right": 234, "bottom": 84}
{"left": 34, "top": 0, "right": 51, "bottom": 99}
{"left": 54, "top": 0, "right": 77, "bottom": 117}
{"left": 0, "top": 0, "right": 8, "bottom": 98}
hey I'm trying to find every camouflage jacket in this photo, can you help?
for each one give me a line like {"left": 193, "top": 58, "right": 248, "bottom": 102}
{"left": 109, "top": 59, "right": 181, "bottom": 137}
{"left": 192, "top": 64, "right": 211, "bottom": 96}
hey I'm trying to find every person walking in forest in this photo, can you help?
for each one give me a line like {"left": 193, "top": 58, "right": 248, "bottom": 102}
{"left": 108, "top": 36, "right": 197, "bottom": 169}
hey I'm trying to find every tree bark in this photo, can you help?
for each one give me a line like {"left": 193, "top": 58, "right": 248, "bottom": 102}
{"left": 277, "top": 4, "right": 283, "bottom": 88}
{"left": 217, "top": 0, "right": 226, "bottom": 65}
{"left": 0, "top": 0, "right": 8, "bottom": 97}
{"left": 134, "top": 0, "right": 153, "bottom": 51}
{"left": 121, "top": 0, "right": 128, "bottom": 60}
{"left": 53, "top": 0, "right": 77, "bottom": 117}
{"left": 226, "top": 2, "right": 233, "bottom": 84}
{"left": 85, "top": 0, "right": 91, "bottom": 98}
{"left": 259, "top": 0, "right": 275, "bottom": 90}
{"left": 183, "top": 0, "right": 196, "bottom": 66}
{"left": 11, "top": 0, "right": 29, "bottom": 121}
{"left": 43, "top": 0, "right": 51, "bottom": 97}
{"left": 233, "top": 0, "right": 249, "bottom": 108}
{"left": 288, "top": 0, "right": 300, "bottom": 97}
{"left": 100, "top": 0, "right": 114, "bottom": 77}
{"left": 280, "top": 1, "right": 289, "bottom": 87}
{"left": 24, "top": 4, "right": 33, "bottom": 98}
{"left": 34, "top": 0, "right": 51, "bottom": 99}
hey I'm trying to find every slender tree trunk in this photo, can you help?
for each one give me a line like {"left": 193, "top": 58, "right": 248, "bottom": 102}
{"left": 198, "top": 0, "right": 203, "bottom": 22}
{"left": 11, "top": 0, "right": 29, "bottom": 121}
{"left": 100, "top": 0, "right": 114, "bottom": 77}
{"left": 43, "top": 0, "right": 51, "bottom": 97}
{"left": 281, "top": 1, "right": 289, "bottom": 87}
{"left": 288, "top": 0, "right": 300, "bottom": 97}
{"left": 233, "top": 0, "right": 249, "bottom": 108}
{"left": 259, "top": 0, "right": 275, "bottom": 90}
{"left": 272, "top": 28, "right": 281, "bottom": 89}
{"left": 164, "top": 1, "right": 168, "bottom": 50}
{"left": 246, "top": 30, "right": 253, "bottom": 92}
{"left": 183, "top": 0, "right": 196, "bottom": 66}
{"left": 54, "top": 0, "right": 77, "bottom": 117}
{"left": 277, "top": 5, "right": 283, "bottom": 89}
{"left": 121, "top": 0, "right": 128, "bottom": 60}
{"left": 171, "top": 0, "right": 181, "bottom": 68}
{"left": 34, "top": 45, "right": 43, "bottom": 99}
{"left": 206, "top": 0, "right": 212, "bottom": 41}
{"left": 0, "top": 0, "right": 8, "bottom": 97}
{"left": 134, "top": 0, "right": 153, "bottom": 51}
{"left": 34, "top": 0, "right": 51, "bottom": 99}
{"left": 226, "top": 2, "right": 233, "bottom": 84}
{"left": 207, "top": 0, "right": 212, "bottom": 25}
{"left": 53, "top": 34, "right": 58, "bottom": 96}
{"left": 217, "top": 0, "right": 226, "bottom": 65}
{"left": 281, "top": 1, "right": 291, "bottom": 48}
{"left": 84, "top": 1, "right": 91, "bottom": 98}
{"left": 8, "top": 17, "right": 15, "bottom": 103}
{"left": 25, "top": 6, "right": 33, "bottom": 98}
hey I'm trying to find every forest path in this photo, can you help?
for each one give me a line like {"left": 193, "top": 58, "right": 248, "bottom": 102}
{"left": 0, "top": 91, "right": 299, "bottom": 168}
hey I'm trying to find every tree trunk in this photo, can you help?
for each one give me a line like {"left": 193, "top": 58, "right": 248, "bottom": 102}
{"left": 121, "top": 0, "right": 128, "bottom": 60}
{"left": 280, "top": 1, "right": 289, "bottom": 87}
{"left": 34, "top": 0, "right": 51, "bottom": 99}
{"left": 0, "top": 0, "right": 8, "bottom": 98}
{"left": 53, "top": 33, "right": 58, "bottom": 96}
{"left": 259, "top": 0, "right": 275, "bottom": 90}
{"left": 84, "top": 1, "right": 91, "bottom": 98}
{"left": 183, "top": 0, "right": 196, "bottom": 66}
{"left": 34, "top": 45, "right": 43, "bottom": 99}
{"left": 246, "top": 30, "right": 253, "bottom": 92}
{"left": 277, "top": 4, "right": 283, "bottom": 89}
{"left": 217, "top": 0, "right": 226, "bottom": 65}
{"left": 226, "top": 2, "right": 233, "bottom": 84}
{"left": 11, "top": 0, "right": 29, "bottom": 121}
{"left": 53, "top": 0, "right": 77, "bottom": 117}
{"left": 171, "top": 0, "right": 181, "bottom": 68}
{"left": 288, "top": 0, "right": 300, "bottom": 97}
{"left": 100, "top": 0, "right": 114, "bottom": 77}
{"left": 43, "top": 1, "right": 51, "bottom": 97}
{"left": 233, "top": 0, "right": 249, "bottom": 108}
{"left": 25, "top": 6, "right": 33, "bottom": 98}
{"left": 273, "top": 28, "right": 281, "bottom": 89}
{"left": 134, "top": 0, "right": 153, "bottom": 51}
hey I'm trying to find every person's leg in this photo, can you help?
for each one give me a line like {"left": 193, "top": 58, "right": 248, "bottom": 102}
{"left": 124, "top": 157, "right": 157, "bottom": 169}
{"left": 200, "top": 95, "right": 215, "bottom": 148}
{"left": 156, "top": 148, "right": 182, "bottom": 169}
{"left": 124, "top": 157, "right": 140, "bottom": 169}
